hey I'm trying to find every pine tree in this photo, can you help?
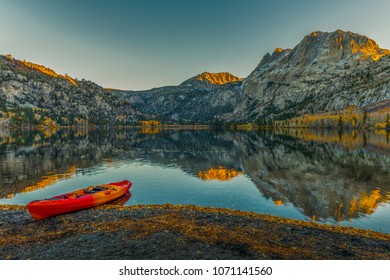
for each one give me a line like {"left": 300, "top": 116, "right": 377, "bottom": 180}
{"left": 338, "top": 116, "right": 344, "bottom": 130}
{"left": 363, "top": 110, "right": 368, "bottom": 127}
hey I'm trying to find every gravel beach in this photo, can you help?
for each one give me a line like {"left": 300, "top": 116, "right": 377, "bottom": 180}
{"left": 1, "top": 204, "right": 389, "bottom": 260}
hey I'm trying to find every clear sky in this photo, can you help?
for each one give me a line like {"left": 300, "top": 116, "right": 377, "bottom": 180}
{"left": 1, "top": 0, "right": 389, "bottom": 90}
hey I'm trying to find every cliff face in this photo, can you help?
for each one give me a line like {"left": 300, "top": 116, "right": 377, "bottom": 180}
{"left": 237, "top": 30, "right": 390, "bottom": 121}
{"left": 112, "top": 72, "right": 243, "bottom": 123}
{"left": 0, "top": 55, "right": 148, "bottom": 126}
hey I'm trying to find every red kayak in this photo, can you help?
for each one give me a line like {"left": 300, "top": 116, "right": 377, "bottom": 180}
{"left": 27, "top": 180, "right": 132, "bottom": 220}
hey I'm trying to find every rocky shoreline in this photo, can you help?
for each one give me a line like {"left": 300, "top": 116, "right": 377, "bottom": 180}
{"left": 0, "top": 204, "right": 389, "bottom": 260}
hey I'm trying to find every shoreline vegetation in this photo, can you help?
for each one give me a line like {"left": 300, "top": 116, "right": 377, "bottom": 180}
{"left": 1, "top": 117, "right": 389, "bottom": 148}
{"left": 1, "top": 105, "right": 390, "bottom": 131}
{"left": 1, "top": 204, "right": 389, "bottom": 260}
{"left": 0, "top": 119, "right": 389, "bottom": 131}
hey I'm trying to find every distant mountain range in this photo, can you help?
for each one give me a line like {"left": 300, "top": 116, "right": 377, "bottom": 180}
{"left": 1, "top": 29, "right": 390, "bottom": 127}
{"left": 111, "top": 72, "right": 243, "bottom": 123}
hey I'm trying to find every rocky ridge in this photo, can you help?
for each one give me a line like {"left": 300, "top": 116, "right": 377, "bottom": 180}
{"left": 180, "top": 71, "right": 243, "bottom": 88}
{"left": 112, "top": 72, "right": 243, "bottom": 123}
{"left": 0, "top": 55, "right": 149, "bottom": 126}
{"left": 237, "top": 30, "right": 390, "bottom": 122}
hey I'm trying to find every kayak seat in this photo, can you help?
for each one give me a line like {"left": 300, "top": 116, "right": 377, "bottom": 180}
{"left": 83, "top": 186, "right": 108, "bottom": 194}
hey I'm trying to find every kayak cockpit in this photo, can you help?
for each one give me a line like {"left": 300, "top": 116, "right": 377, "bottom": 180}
{"left": 43, "top": 185, "right": 116, "bottom": 201}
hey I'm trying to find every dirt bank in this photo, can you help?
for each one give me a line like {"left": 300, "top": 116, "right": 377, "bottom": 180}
{"left": 0, "top": 204, "right": 389, "bottom": 260}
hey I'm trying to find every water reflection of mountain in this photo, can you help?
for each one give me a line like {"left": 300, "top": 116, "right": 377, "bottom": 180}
{"left": 1, "top": 128, "right": 390, "bottom": 223}
{"left": 240, "top": 131, "right": 390, "bottom": 222}
{"left": 0, "top": 129, "right": 243, "bottom": 197}
{"left": 0, "top": 129, "right": 115, "bottom": 197}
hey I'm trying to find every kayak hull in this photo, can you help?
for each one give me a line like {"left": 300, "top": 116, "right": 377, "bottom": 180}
{"left": 27, "top": 180, "right": 131, "bottom": 220}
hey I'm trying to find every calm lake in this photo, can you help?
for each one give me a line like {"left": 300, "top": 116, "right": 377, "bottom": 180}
{"left": 1, "top": 128, "right": 389, "bottom": 233}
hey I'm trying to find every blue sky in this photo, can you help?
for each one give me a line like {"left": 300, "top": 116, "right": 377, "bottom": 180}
{"left": 1, "top": 0, "right": 389, "bottom": 90}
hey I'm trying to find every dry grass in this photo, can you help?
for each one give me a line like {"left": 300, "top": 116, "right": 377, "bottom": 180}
{"left": 1, "top": 204, "right": 389, "bottom": 259}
